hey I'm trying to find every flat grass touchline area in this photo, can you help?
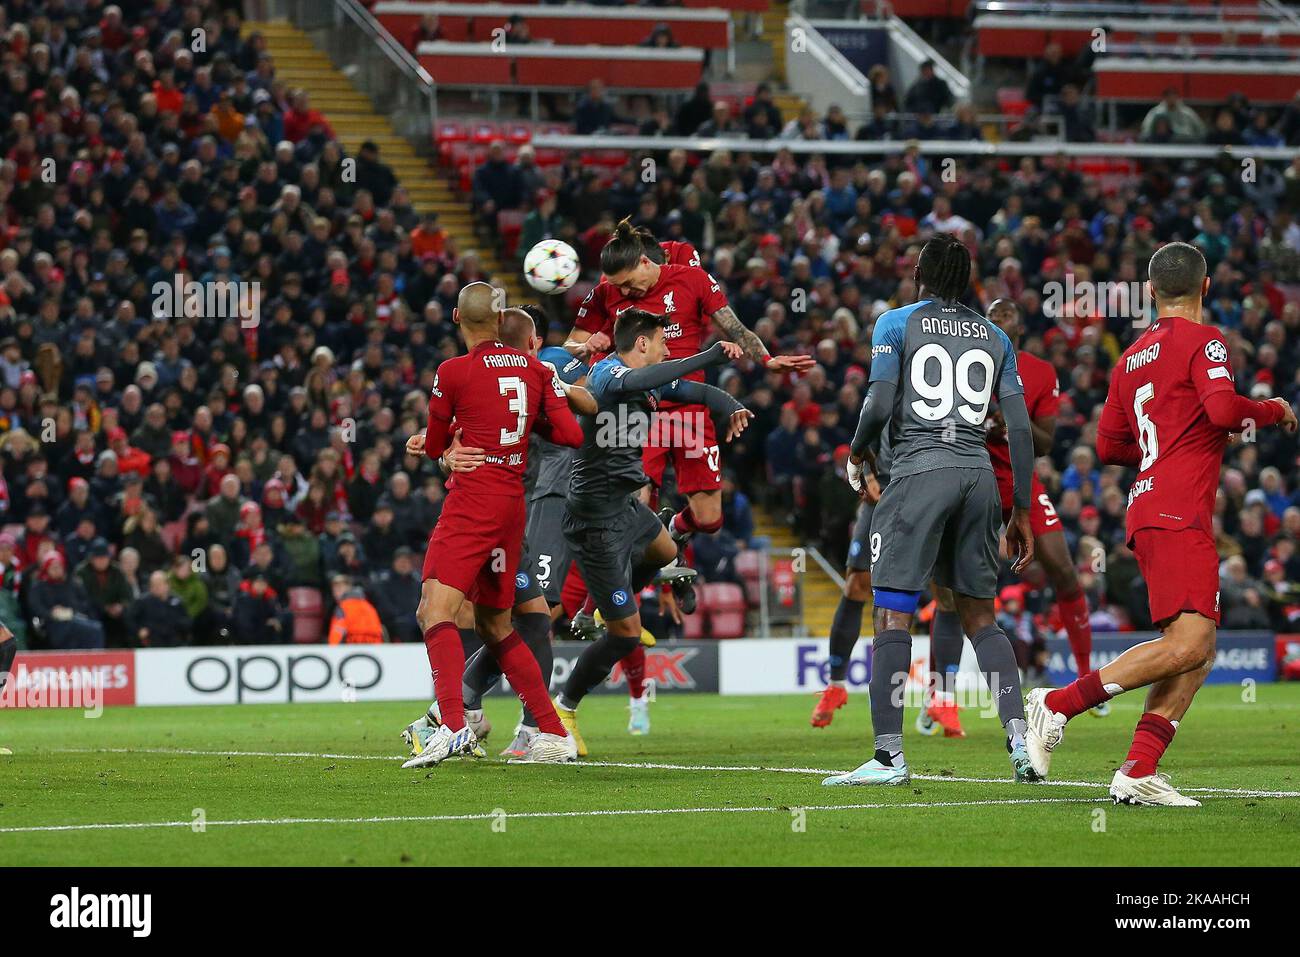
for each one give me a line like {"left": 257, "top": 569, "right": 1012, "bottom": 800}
{"left": 2, "top": 686, "right": 1298, "bottom": 866}
{"left": 43, "top": 747, "right": 1300, "bottom": 797}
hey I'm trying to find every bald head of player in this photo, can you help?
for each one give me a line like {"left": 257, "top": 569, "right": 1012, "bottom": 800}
{"left": 452, "top": 281, "right": 503, "bottom": 343}
{"left": 499, "top": 306, "right": 541, "bottom": 356}
{"left": 1148, "top": 242, "right": 1209, "bottom": 323}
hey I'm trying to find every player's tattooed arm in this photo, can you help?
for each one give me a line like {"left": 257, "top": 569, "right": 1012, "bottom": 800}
{"left": 710, "top": 306, "right": 767, "bottom": 361}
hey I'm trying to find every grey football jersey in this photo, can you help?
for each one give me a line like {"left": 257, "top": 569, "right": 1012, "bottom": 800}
{"left": 529, "top": 433, "right": 576, "bottom": 502}
{"left": 868, "top": 298, "right": 1022, "bottom": 479}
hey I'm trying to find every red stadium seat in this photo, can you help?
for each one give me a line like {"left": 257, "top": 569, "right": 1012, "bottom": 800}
{"left": 734, "top": 549, "right": 763, "bottom": 607}
{"left": 470, "top": 121, "right": 502, "bottom": 145}
{"left": 503, "top": 122, "right": 532, "bottom": 145}
{"left": 289, "top": 587, "right": 325, "bottom": 644}
{"left": 681, "top": 608, "right": 705, "bottom": 639}
{"left": 497, "top": 209, "right": 526, "bottom": 257}
{"left": 702, "top": 583, "right": 746, "bottom": 639}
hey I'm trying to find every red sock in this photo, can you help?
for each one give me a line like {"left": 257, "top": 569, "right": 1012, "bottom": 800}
{"left": 673, "top": 506, "right": 723, "bottom": 536}
{"left": 581, "top": 595, "right": 597, "bottom": 616}
{"left": 1045, "top": 671, "right": 1112, "bottom": 720}
{"left": 1119, "top": 713, "right": 1176, "bottom": 778}
{"left": 490, "top": 631, "right": 566, "bottom": 736}
{"left": 622, "top": 644, "right": 647, "bottom": 699}
{"left": 423, "top": 622, "right": 466, "bottom": 731}
{"left": 560, "top": 564, "right": 587, "bottom": 620}
{"left": 1058, "top": 590, "right": 1092, "bottom": 676}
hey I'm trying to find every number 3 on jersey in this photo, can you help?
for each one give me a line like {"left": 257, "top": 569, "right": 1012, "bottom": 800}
{"left": 499, "top": 375, "right": 528, "bottom": 446}
{"left": 910, "top": 344, "right": 995, "bottom": 424}
{"left": 1134, "top": 382, "right": 1158, "bottom": 470}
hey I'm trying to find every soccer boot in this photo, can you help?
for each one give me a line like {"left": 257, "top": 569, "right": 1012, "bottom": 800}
{"left": 401, "top": 722, "right": 479, "bottom": 769}
{"left": 925, "top": 693, "right": 966, "bottom": 738}
{"left": 656, "top": 563, "right": 698, "bottom": 615}
{"left": 1110, "top": 770, "right": 1201, "bottom": 807}
{"left": 500, "top": 724, "right": 537, "bottom": 759}
{"left": 1009, "top": 741, "right": 1044, "bottom": 783}
{"left": 464, "top": 708, "right": 492, "bottom": 743}
{"left": 553, "top": 698, "right": 588, "bottom": 757}
{"left": 1090, "top": 701, "right": 1112, "bottom": 718}
{"left": 509, "top": 731, "right": 579, "bottom": 764}
{"left": 570, "top": 610, "right": 605, "bottom": 641}
{"left": 628, "top": 687, "right": 652, "bottom": 736}
{"left": 811, "top": 685, "right": 848, "bottom": 728}
{"left": 400, "top": 705, "right": 440, "bottom": 756}
{"left": 658, "top": 505, "right": 690, "bottom": 556}
{"left": 1024, "top": 687, "right": 1066, "bottom": 780}
{"left": 822, "top": 758, "right": 911, "bottom": 787}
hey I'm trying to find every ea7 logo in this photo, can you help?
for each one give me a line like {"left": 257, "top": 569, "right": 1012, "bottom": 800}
{"left": 50, "top": 887, "right": 152, "bottom": 937}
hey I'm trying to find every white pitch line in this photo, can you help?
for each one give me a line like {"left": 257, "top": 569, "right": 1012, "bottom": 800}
{"left": 0, "top": 796, "right": 1111, "bottom": 834}
{"left": 48, "top": 747, "right": 1300, "bottom": 799}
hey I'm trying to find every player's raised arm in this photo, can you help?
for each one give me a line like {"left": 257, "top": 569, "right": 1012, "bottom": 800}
{"left": 710, "top": 303, "right": 814, "bottom": 373}
{"left": 608, "top": 340, "right": 733, "bottom": 393}
{"left": 565, "top": 286, "right": 611, "bottom": 358}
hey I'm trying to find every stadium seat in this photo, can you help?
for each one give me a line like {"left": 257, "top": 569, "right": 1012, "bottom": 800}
{"left": 682, "top": 608, "right": 706, "bottom": 639}
{"left": 702, "top": 583, "right": 746, "bottom": 639}
{"left": 288, "top": 587, "right": 325, "bottom": 644}
{"left": 734, "top": 549, "right": 763, "bottom": 607}
{"left": 497, "top": 209, "right": 526, "bottom": 257}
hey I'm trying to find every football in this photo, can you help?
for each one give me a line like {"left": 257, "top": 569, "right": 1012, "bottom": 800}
{"left": 523, "top": 239, "right": 580, "bottom": 295}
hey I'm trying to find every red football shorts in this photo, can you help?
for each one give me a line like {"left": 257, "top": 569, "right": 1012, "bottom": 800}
{"left": 642, "top": 402, "right": 721, "bottom": 495}
{"left": 422, "top": 490, "right": 525, "bottom": 610}
{"left": 1000, "top": 474, "right": 1060, "bottom": 537}
{"left": 1132, "top": 526, "right": 1221, "bottom": 627}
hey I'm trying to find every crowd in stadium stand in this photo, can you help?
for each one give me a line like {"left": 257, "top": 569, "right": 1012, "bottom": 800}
{"left": 1, "top": 1, "right": 1299, "bottom": 651}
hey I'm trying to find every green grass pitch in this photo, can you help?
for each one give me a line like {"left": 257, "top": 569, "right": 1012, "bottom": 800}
{"left": 2, "top": 684, "right": 1298, "bottom": 866}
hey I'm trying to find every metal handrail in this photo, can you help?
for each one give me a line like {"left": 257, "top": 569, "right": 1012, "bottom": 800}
{"left": 332, "top": 0, "right": 438, "bottom": 131}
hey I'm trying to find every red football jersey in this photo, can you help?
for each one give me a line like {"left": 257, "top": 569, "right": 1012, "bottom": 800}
{"left": 989, "top": 349, "right": 1060, "bottom": 489}
{"left": 661, "top": 240, "right": 701, "bottom": 268}
{"left": 575, "top": 262, "right": 728, "bottom": 382}
{"left": 425, "top": 340, "right": 574, "bottom": 497}
{"left": 1099, "top": 316, "right": 1236, "bottom": 541}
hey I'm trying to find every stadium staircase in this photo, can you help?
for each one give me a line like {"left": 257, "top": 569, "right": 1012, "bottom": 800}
{"left": 751, "top": 504, "right": 845, "bottom": 637}
{"left": 754, "top": 0, "right": 806, "bottom": 123}
{"left": 243, "top": 19, "right": 525, "bottom": 304}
